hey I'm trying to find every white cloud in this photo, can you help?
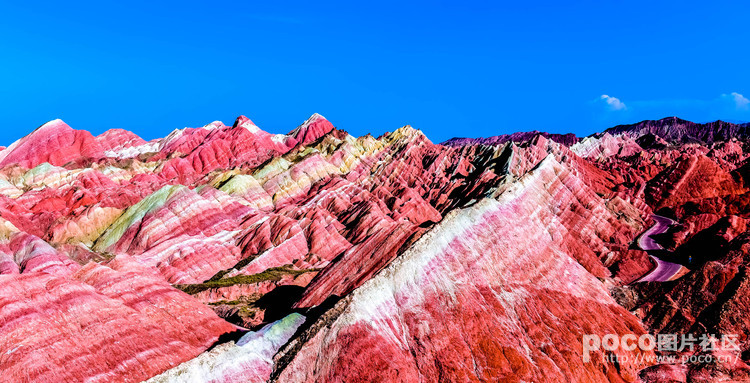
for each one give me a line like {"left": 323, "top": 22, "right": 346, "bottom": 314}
{"left": 727, "top": 92, "right": 750, "bottom": 110}
{"left": 599, "top": 94, "right": 627, "bottom": 111}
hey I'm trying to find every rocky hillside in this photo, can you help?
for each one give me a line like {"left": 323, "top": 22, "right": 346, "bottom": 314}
{"left": 442, "top": 130, "right": 579, "bottom": 147}
{"left": 0, "top": 115, "right": 749, "bottom": 382}
{"left": 606, "top": 117, "right": 750, "bottom": 144}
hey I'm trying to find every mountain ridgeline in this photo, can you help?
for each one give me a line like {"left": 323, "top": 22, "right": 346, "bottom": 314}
{"left": 0, "top": 115, "right": 749, "bottom": 382}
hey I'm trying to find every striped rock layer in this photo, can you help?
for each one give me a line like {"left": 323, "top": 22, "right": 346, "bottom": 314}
{"left": 1, "top": 115, "right": 750, "bottom": 382}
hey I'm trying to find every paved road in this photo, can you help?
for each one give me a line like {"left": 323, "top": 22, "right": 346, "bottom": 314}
{"left": 635, "top": 215, "right": 685, "bottom": 283}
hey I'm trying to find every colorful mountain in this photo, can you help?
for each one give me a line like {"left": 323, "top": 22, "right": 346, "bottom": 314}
{"left": 1, "top": 115, "right": 749, "bottom": 382}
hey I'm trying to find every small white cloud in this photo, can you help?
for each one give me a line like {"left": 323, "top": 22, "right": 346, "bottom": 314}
{"left": 728, "top": 92, "right": 750, "bottom": 110}
{"left": 599, "top": 94, "right": 627, "bottom": 111}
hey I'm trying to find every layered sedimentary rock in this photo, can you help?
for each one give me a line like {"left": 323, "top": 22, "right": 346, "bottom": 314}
{"left": 275, "top": 155, "right": 653, "bottom": 382}
{"left": 0, "top": 251, "right": 236, "bottom": 383}
{"left": 644, "top": 154, "right": 745, "bottom": 209}
{"left": 571, "top": 133, "right": 643, "bottom": 161}
{"left": 443, "top": 130, "right": 579, "bottom": 146}
{"left": 607, "top": 117, "right": 750, "bottom": 144}
{"left": 576, "top": 119, "right": 750, "bottom": 381}
{"left": 2, "top": 115, "right": 750, "bottom": 382}
{"left": 0, "top": 120, "right": 103, "bottom": 168}
{"left": 147, "top": 314, "right": 306, "bottom": 383}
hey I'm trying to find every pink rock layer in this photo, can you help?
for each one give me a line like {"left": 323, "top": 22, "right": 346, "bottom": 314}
{"left": 0, "top": 256, "right": 235, "bottom": 383}
{"left": 0, "top": 115, "right": 749, "bottom": 382}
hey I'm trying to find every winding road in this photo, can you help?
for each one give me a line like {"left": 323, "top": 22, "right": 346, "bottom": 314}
{"left": 635, "top": 215, "right": 685, "bottom": 283}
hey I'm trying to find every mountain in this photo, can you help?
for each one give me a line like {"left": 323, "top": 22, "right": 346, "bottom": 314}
{"left": 442, "top": 130, "right": 580, "bottom": 146}
{"left": 1, "top": 115, "right": 749, "bottom": 382}
{"left": 606, "top": 116, "right": 750, "bottom": 144}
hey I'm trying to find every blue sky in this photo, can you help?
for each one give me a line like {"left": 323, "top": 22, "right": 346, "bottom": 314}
{"left": 1, "top": 1, "right": 749, "bottom": 144}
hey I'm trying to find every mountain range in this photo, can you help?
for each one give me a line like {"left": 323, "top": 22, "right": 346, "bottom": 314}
{"left": 0, "top": 115, "right": 749, "bottom": 382}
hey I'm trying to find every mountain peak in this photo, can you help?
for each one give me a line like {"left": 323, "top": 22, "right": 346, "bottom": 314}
{"left": 0, "top": 119, "right": 102, "bottom": 168}
{"left": 233, "top": 115, "right": 261, "bottom": 133}
{"left": 288, "top": 113, "right": 334, "bottom": 146}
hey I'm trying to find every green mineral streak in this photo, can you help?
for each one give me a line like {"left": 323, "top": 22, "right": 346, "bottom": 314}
{"left": 274, "top": 312, "right": 305, "bottom": 332}
{"left": 175, "top": 266, "right": 311, "bottom": 295}
{"left": 285, "top": 146, "right": 317, "bottom": 162}
{"left": 252, "top": 157, "right": 292, "bottom": 181}
{"left": 92, "top": 184, "right": 184, "bottom": 252}
{"left": 22, "top": 162, "right": 60, "bottom": 183}
{"left": 208, "top": 170, "right": 240, "bottom": 189}
{"left": 219, "top": 174, "right": 260, "bottom": 195}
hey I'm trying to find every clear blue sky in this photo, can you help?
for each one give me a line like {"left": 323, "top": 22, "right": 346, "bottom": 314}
{"left": 1, "top": 1, "right": 749, "bottom": 145}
